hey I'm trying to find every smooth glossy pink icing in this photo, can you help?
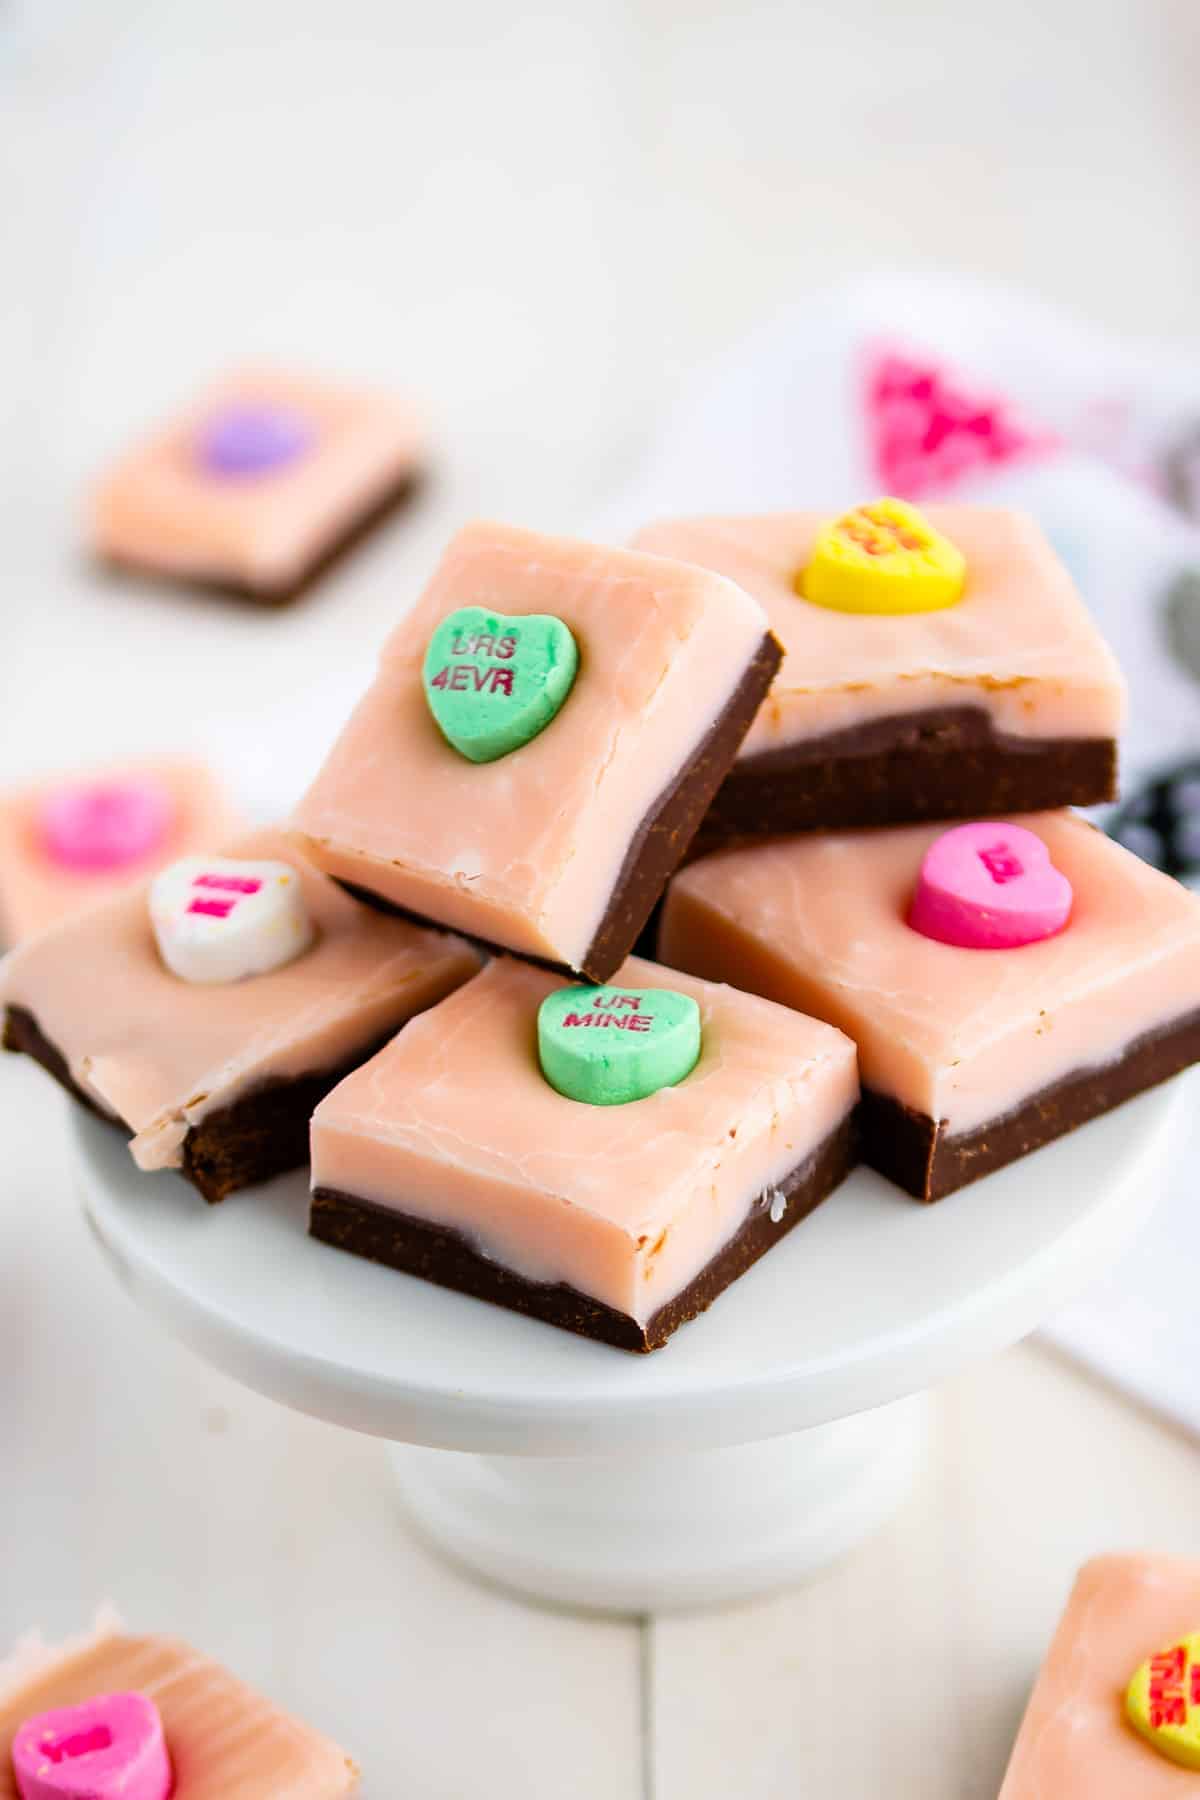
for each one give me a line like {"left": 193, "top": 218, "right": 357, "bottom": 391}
{"left": 310, "top": 954, "right": 857, "bottom": 1323}
{"left": 291, "top": 521, "right": 771, "bottom": 968}
{"left": 12, "top": 1692, "right": 170, "bottom": 1800}
{"left": 0, "top": 828, "right": 480, "bottom": 1172}
{"left": 0, "top": 759, "right": 241, "bottom": 945}
{"left": 909, "top": 822, "right": 1073, "bottom": 949}
{"left": 999, "top": 1554, "right": 1200, "bottom": 1798}
{"left": 88, "top": 365, "right": 424, "bottom": 593}
{"left": 0, "top": 1622, "right": 356, "bottom": 1798}
{"left": 632, "top": 508, "right": 1126, "bottom": 757}
{"left": 660, "top": 812, "right": 1200, "bottom": 1136}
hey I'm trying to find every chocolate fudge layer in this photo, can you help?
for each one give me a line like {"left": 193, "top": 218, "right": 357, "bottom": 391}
{"left": 313, "top": 1115, "right": 855, "bottom": 1352}
{"left": 1, "top": 829, "right": 479, "bottom": 1200}
{"left": 660, "top": 813, "right": 1200, "bottom": 1201}
{"left": 4, "top": 1003, "right": 398, "bottom": 1203}
{"left": 862, "top": 1007, "right": 1200, "bottom": 1201}
{"left": 0, "top": 1621, "right": 357, "bottom": 1797}
{"left": 309, "top": 956, "right": 858, "bottom": 1351}
{"left": 691, "top": 705, "right": 1117, "bottom": 854}
{"left": 634, "top": 508, "right": 1125, "bottom": 842}
{"left": 292, "top": 521, "right": 781, "bottom": 982}
{"left": 89, "top": 364, "right": 426, "bottom": 605}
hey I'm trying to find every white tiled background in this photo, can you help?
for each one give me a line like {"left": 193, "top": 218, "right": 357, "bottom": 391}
{"left": 4, "top": 2, "right": 1200, "bottom": 1794}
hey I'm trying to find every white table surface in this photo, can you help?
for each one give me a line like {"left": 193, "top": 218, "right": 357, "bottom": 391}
{"left": 5, "top": 2, "right": 1200, "bottom": 1794}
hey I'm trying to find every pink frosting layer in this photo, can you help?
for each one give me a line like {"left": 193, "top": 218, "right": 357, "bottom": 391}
{"left": 311, "top": 955, "right": 857, "bottom": 1323}
{"left": 0, "top": 828, "right": 479, "bottom": 1172}
{"left": 0, "top": 1623, "right": 356, "bottom": 1798}
{"left": 0, "top": 760, "right": 241, "bottom": 946}
{"left": 632, "top": 508, "right": 1126, "bottom": 757}
{"left": 660, "top": 812, "right": 1200, "bottom": 1136}
{"left": 999, "top": 1554, "right": 1200, "bottom": 1798}
{"left": 89, "top": 365, "right": 424, "bottom": 592}
{"left": 291, "top": 521, "right": 771, "bottom": 968}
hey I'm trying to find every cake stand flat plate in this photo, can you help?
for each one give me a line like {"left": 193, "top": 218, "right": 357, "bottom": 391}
{"left": 75, "top": 1078, "right": 1189, "bottom": 1458}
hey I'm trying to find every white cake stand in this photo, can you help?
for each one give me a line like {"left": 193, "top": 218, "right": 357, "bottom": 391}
{"left": 74, "top": 1079, "right": 1188, "bottom": 1613}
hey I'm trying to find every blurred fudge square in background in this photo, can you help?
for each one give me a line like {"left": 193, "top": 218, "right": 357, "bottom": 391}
{"left": 0, "top": 757, "right": 240, "bottom": 945}
{"left": 0, "top": 1619, "right": 358, "bottom": 1797}
{"left": 88, "top": 364, "right": 426, "bottom": 604}
{"left": 999, "top": 1554, "right": 1200, "bottom": 1797}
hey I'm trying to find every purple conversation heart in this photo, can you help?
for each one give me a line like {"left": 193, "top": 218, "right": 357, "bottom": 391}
{"left": 197, "top": 405, "right": 315, "bottom": 477}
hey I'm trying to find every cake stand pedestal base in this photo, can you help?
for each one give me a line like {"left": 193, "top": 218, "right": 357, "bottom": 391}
{"left": 390, "top": 1394, "right": 929, "bottom": 1612}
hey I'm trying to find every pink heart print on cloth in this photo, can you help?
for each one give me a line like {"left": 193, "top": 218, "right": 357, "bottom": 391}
{"left": 11, "top": 1691, "right": 171, "bottom": 1800}
{"left": 908, "top": 822, "right": 1074, "bottom": 950}
{"left": 864, "top": 347, "right": 1056, "bottom": 499}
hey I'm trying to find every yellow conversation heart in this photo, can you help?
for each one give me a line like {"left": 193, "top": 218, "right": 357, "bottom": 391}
{"left": 1126, "top": 1631, "right": 1200, "bottom": 1769}
{"left": 800, "top": 498, "right": 966, "bottom": 615}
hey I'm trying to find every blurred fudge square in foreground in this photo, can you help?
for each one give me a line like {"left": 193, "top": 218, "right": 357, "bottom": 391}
{"left": 660, "top": 812, "right": 1200, "bottom": 1200}
{"left": 0, "top": 1618, "right": 357, "bottom": 1797}
{"left": 999, "top": 1554, "right": 1200, "bottom": 1796}
{"left": 633, "top": 506, "right": 1125, "bottom": 846}
{"left": 309, "top": 954, "right": 858, "bottom": 1352}
{"left": 292, "top": 521, "right": 781, "bottom": 981}
{"left": 89, "top": 365, "right": 426, "bottom": 604}
{"left": 1, "top": 828, "right": 479, "bottom": 1200}
{"left": 0, "top": 757, "right": 239, "bottom": 945}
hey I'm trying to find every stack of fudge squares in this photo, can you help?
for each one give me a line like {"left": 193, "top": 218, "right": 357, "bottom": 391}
{"left": 7, "top": 500, "right": 1200, "bottom": 1364}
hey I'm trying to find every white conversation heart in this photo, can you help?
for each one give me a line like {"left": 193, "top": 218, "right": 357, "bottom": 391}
{"left": 149, "top": 856, "right": 314, "bottom": 984}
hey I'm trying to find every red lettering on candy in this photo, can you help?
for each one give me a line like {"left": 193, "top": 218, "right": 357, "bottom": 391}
{"left": 195, "top": 873, "right": 263, "bottom": 894}
{"left": 186, "top": 870, "right": 263, "bottom": 919}
{"left": 1149, "top": 1645, "right": 1190, "bottom": 1728}
{"left": 430, "top": 667, "right": 450, "bottom": 689}
{"left": 497, "top": 636, "right": 517, "bottom": 659}
{"left": 492, "top": 667, "right": 514, "bottom": 697}
{"left": 627, "top": 1014, "right": 652, "bottom": 1032}
{"left": 978, "top": 844, "right": 1023, "bottom": 885}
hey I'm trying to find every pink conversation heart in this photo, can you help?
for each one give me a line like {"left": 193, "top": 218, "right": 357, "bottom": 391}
{"left": 11, "top": 1691, "right": 172, "bottom": 1800}
{"left": 37, "top": 780, "right": 175, "bottom": 874}
{"left": 908, "top": 822, "right": 1073, "bottom": 950}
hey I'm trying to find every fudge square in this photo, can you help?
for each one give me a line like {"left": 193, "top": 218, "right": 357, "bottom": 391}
{"left": 89, "top": 364, "right": 425, "bottom": 604}
{"left": 0, "top": 756, "right": 239, "bottom": 945}
{"left": 660, "top": 811, "right": 1200, "bottom": 1202}
{"left": 291, "top": 520, "right": 781, "bottom": 981}
{"left": 1, "top": 828, "right": 479, "bottom": 1200}
{"left": 310, "top": 954, "right": 858, "bottom": 1352}
{"left": 0, "top": 1618, "right": 356, "bottom": 1797}
{"left": 999, "top": 1554, "right": 1200, "bottom": 1796}
{"left": 633, "top": 503, "right": 1126, "bottom": 845}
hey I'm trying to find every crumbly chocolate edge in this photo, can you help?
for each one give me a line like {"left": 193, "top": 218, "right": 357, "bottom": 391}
{"left": 94, "top": 467, "right": 424, "bottom": 609}
{"left": 860, "top": 1003, "right": 1200, "bottom": 1202}
{"left": 690, "top": 705, "right": 1118, "bottom": 852}
{"left": 309, "top": 1108, "right": 857, "bottom": 1353}
{"left": 2, "top": 1003, "right": 395, "bottom": 1203}
{"left": 332, "top": 628, "right": 783, "bottom": 981}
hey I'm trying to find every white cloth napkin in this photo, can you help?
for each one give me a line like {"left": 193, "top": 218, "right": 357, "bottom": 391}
{"left": 598, "top": 272, "right": 1200, "bottom": 1434}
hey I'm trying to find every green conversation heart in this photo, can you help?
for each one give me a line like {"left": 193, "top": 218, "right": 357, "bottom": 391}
{"left": 538, "top": 984, "right": 702, "bottom": 1106}
{"left": 423, "top": 606, "right": 579, "bottom": 764}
